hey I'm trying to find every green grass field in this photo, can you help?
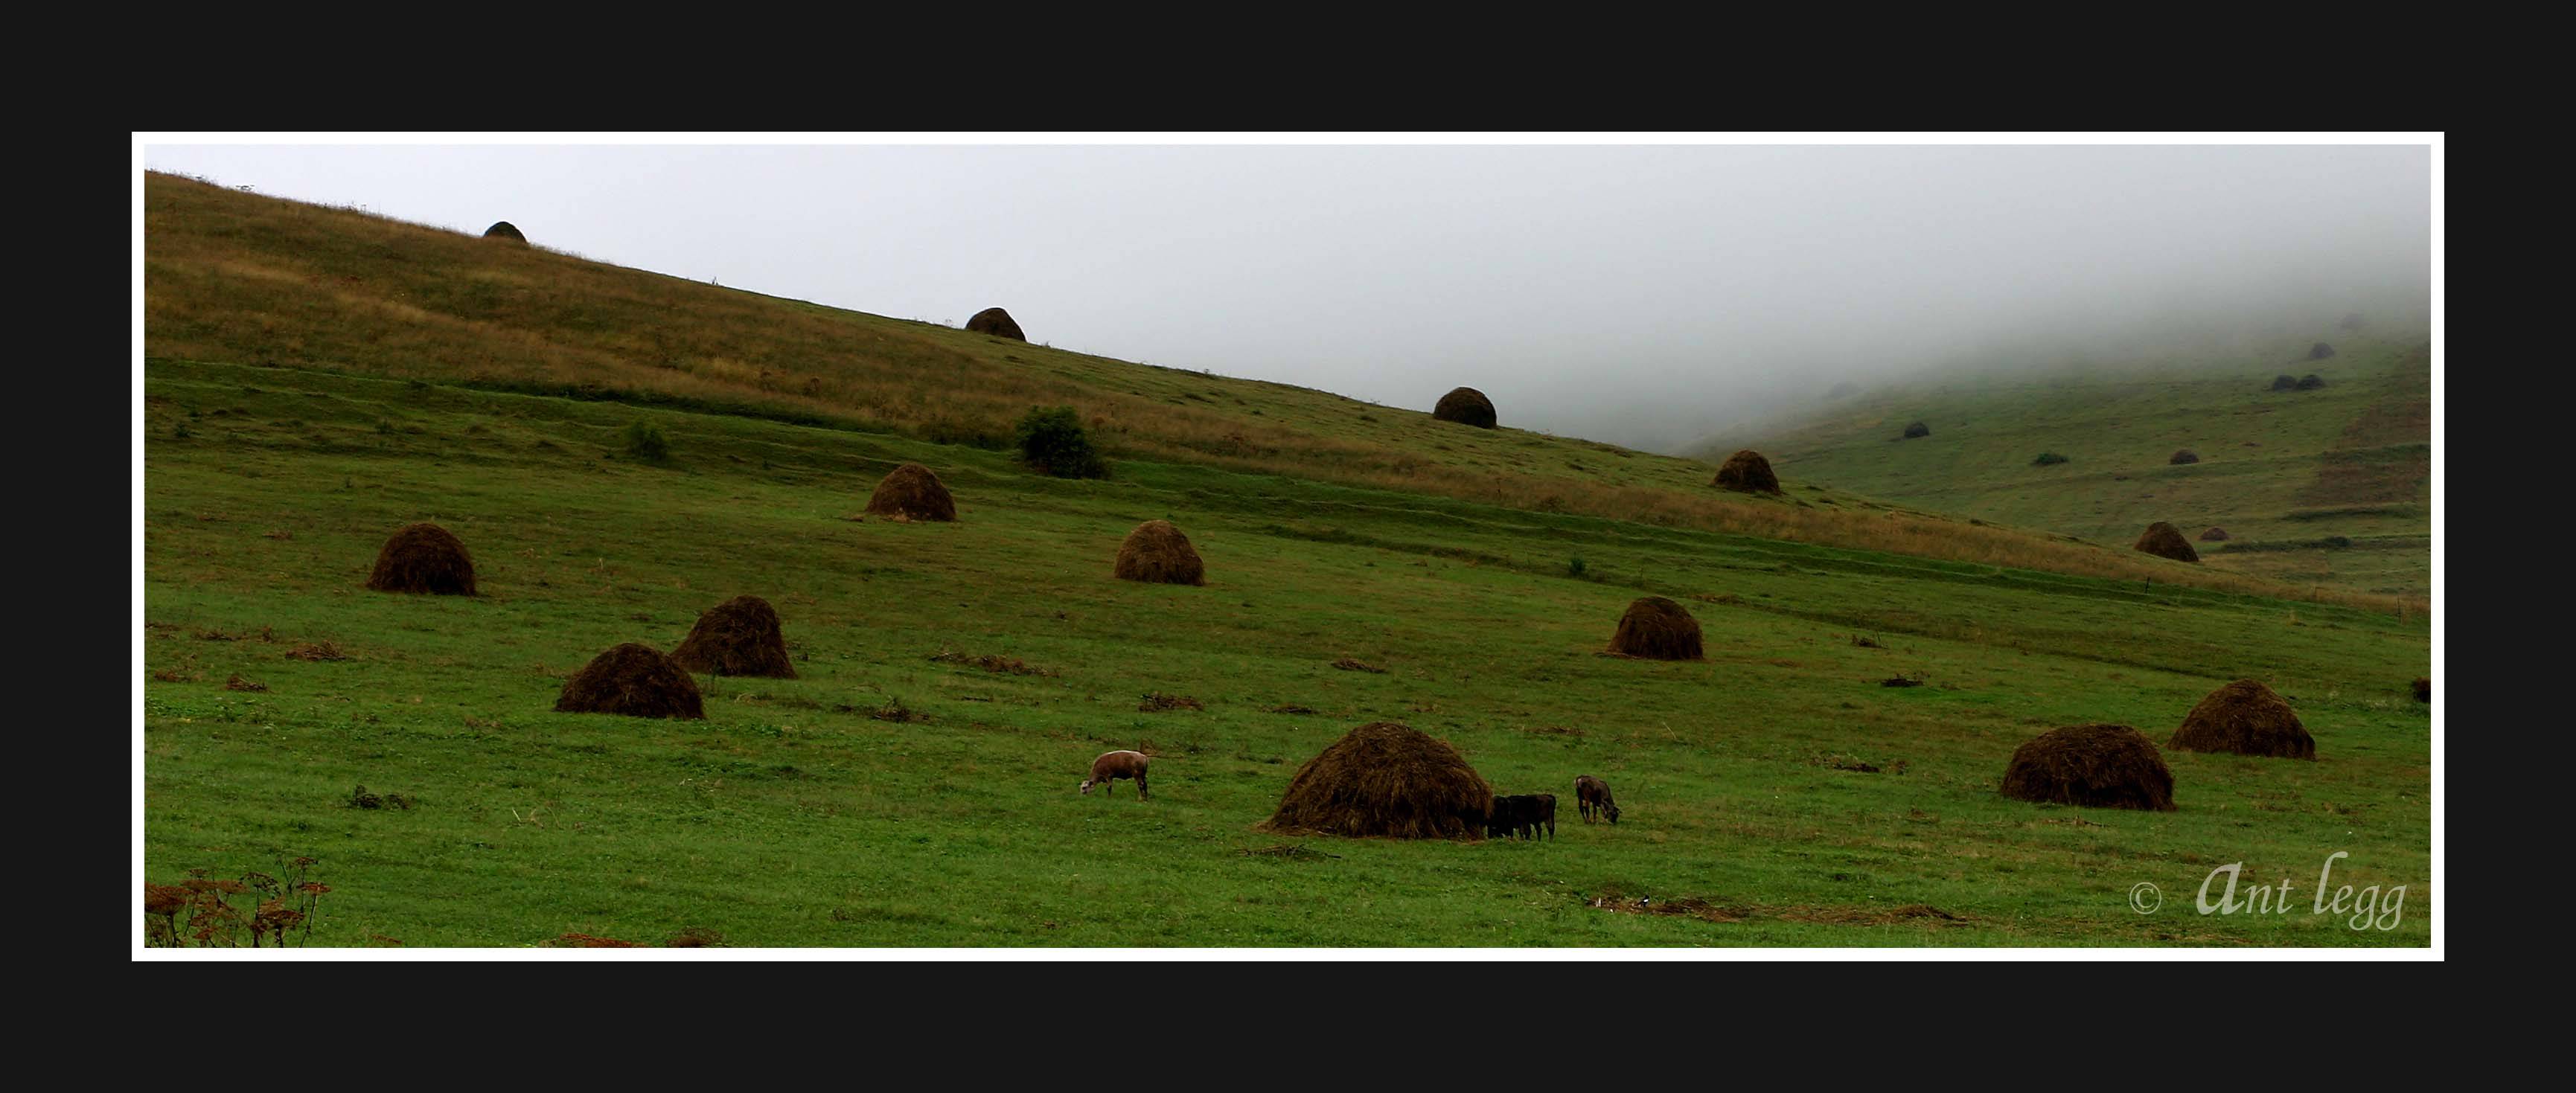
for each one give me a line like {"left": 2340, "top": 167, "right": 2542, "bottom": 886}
{"left": 142, "top": 358, "right": 2431, "bottom": 946}
{"left": 1693, "top": 337, "right": 2432, "bottom": 597}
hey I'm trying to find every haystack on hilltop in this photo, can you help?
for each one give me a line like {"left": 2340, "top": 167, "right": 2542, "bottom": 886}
{"left": 1114, "top": 519, "right": 1205, "bottom": 586}
{"left": 2168, "top": 679, "right": 2314, "bottom": 759}
{"left": 2308, "top": 342, "right": 2336, "bottom": 360}
{"left": 2000, "top": 725, "right": 2176, "bottom": 811}
{"left": 1711, "top": 449, "right": 1782, "bottom": 495}
{"left": 554, "top": 643, "right": 705, "bottom": 719}
{"left": 1902, "top": 421, "right": 1930, "bottom": 439}
{"left": 365, "top": 522, "right": 476, "bottom": 595}
{"left": 1433, "top": 387, "right": 1497, "bottom": 429}
{"left": 2134, "top": 522, "right": 2199, "bottom": 562}
{"left": 965, "top": 307, "right": 1024, "bottom": 341}
{"left": 484, "top": 221, "right": 527, "bottom": 244}
{"left": 2199, "top": 526, "right": 2230, "bottom": 542}
{"left": 1259, "top": 722, "right": 1493, "bottom": 839}
{"left": 1608, "top": 596, "right": 1703, "bottom": 660}
{"left": 669, "top": 595, "right": 796, "bottom": 679}
{"left": 2170, "top": 449, "right": 2199, "bottom": 465}
{"left": 864, "top": 463, "right": 957, "bottom": 522}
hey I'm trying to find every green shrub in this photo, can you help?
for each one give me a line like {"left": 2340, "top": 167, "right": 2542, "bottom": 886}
{"left": 1014, "top": 406, "right": 1108, "bottom": 479}
{"left": 2032, "top": 452, "right": 2068, "bottom": 466}
{"left": 1567, "top": 555, "right": 1588, "bottom": 578}
{"left": 622, "top": 420, "right": 671, "bottom": 463}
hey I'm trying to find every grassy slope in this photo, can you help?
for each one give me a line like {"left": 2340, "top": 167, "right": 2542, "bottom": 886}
{"left": 142, "top": 359, "right": 2430, "bottom": 946}
{"left": 143, "top": 171, "right": 2408, "bottom": 612}
{"left": 1693, "top": 339, "right": 2432, "bottom": 597}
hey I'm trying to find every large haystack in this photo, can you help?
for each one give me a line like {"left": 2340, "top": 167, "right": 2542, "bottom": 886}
{"left": 1259, "top": 722, "right": 1493, "bottom": 839}
{"left": 965, "top": 307, "right": 1025, "bottom": 341}
{"left": 2170, "top": 449, "right": 2199, "bottom": 465}
{"left": 669, "top": 595, "right": 796, "bottom": 679}
{"left": 2000, "top": 724, "right": 2176, "bottom": 811}
{"left": 2134, "top": 522, "right": 2199, "bottom": 562}
{"left": 484, "top": 221, "right": 527, "bottom": 244}
{"left": 1711, "top": 449, "right": 1782, "bottom": 495}
{"left": 1902, "top": 421, "right": 1930, "bottom": 439}
{"left": 864, "top": 462, "right": 957, "bottom": 522}
{"left": 365, "top": 522, "right": 476, "bottom": 595}
{"left": 1608, "top": 596, "right": 1704, "bottom": 660}
{"left": 554, "top": 643, "right": 705, "bottom": 719}
{"left": 2169, "top": 679, "right": 2314, "bottom": 759}
{"left": 1433, "top": 387, "right": 1498, "bottom": 429}
{"left": 1113, "top": 519, "right": 1205, "bottom": 586}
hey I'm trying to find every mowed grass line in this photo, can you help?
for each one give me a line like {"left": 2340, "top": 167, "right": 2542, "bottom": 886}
{"left": 143, "top": 361, "right": 2430, "bottom": 946}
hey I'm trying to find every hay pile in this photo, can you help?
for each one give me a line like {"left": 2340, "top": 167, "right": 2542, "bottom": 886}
{"left": 2168, "top": 679, "right": 2315, "bottom": 759}
{"left": 669, "top": 595, "right": 796, "bottom": 679}
{"left": 965, "top": 307, "right": 1025, "bottom": 341}
{"left": 1114, "top": 519, "right": 1205, "bottom": 585}
{"left": 2133, "top": 522, "right": 2199, "bottom": 562}
{"left": 1902, "top": 421, "right": 1930, "bottom": 438}
{"left": 484, "top": 221, "right": 527, "bottom": 244}
{"left": 1999, "top": 725, "right": 2176, "bottom": 811}
{"left": 1433, "top": 387, "right": 1497, "bottom": 429}
{"left": 2413, "top": 677, "right": 2429, "bottom": 702}
{"left": 554, "top": 643, "right": 704, "bottom": 719}
{"left": 1608, "top": 597, "right": 1704, "bottom": 660}
{"left": 2308, "top": 342, "right": 2336, "bottom": 360}
{"left": 2199, "top": 526, "right": 2230, "bottom": 542}
{"left": 1711, "top": 449, "right": 1782, "bottom": 494}
{"left": 2170, "top": 449, "right": 2199, "bottom": 465}
{"left": 2296, "top": 374, "right": 2327, "bottom": 390}
{"left": 864, "top": 463, "right": 957, "bottom": 522}
{"left": 2271, "top": 374, "right": 2299, "bottom": 391}
{"left": 365, "top": 522, "right": 476, "bottom": 595}
{"left": 1258, "top": 722, "right": 1493, "bottom": 839}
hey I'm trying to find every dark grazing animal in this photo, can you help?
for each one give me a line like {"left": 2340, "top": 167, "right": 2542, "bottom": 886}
{"left": 1079, "top": 750, "right": 1149, "bottom": 800}
{"left": 1575, "top": 775, "right": 1620, "bottom": 824}
{"left": 1528, "top": 793, "right": 1556, "bottom": 839}
{"left": 1487, "top": 795, "right": 1524, "bottom": 839}
{"left": 1487, "top": 794, "right": 1555, "bottom": 839}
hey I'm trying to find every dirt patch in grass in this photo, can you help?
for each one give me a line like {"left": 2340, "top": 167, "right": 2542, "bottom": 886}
{"left": 285, "top": 641, "right": 350, "bottom": 661}
{"left": 1881, "top": 675, "right": 1923, "bottom": 687}
{"left": 1139, "top": 692, "right": 1204, "bottom": 712}
{"left": 223, "top": 674, "right": 267, "bottom": 692}
{"left": 1239, "top": 843, "right": 1341, "bottom": 859}
{"left": 1588, "top": 888, "right": 1969, "bottom": 928}
{"left": 930, "top": 650, "right": 1056, "bottom": 676}
{"left": 1267, "top": 704, "right": 1319, "bottom": 715}
{"left": 1331, "top": 658, "right": 1386, "bottom": 673}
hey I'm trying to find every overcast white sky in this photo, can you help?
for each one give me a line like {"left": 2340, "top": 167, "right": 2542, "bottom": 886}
{"left": 141, "top": 141, "right": 2433, "bottom": 452}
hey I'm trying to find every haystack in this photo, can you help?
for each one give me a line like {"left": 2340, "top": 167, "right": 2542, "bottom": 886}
{"left": 1258, "top": 722, "right": 1493, "bottom": 839}
{"left": 1113, "top": 519, "right": 1205, "bottom": 586}
{"left": 1902, "top": 421, "right": 1930, "bottom": 438}
{"left": 2412, "top": 677, "right": 2429, "bottom": 702}
{"left": 2199, "top": 526, "right": 2230, "bottom": 542}
{"left": 2134, "top": 522, "right": 2199, "bottom": 562}
{"left": 365, "top": 522, "right": 476, "bottom": 595}
{"left": 965, "top": 307, "right": 1025, "bottom": 341}
{"left": 2308, "top": 342, "right": 2336, "bottom": 360}
{"left": 554, "top": 643, "right": 704, "bottom": 719}
{"left": 1608, "top": 596, "right": 1704, "bottom": 660}
{"left": 1999, "top": 724, "right": 2176, "bottom": 811}
{"left": 864, "top": 462, "right": 957, "bottom": 522}
{"left": 1711, "top": 449, "right": 1782, "bottom": 494}
{"left": 2271, "top": 374, "right": 2299, "bottom": 391}
{"left": 2296, "top": 374, "right": 2327, "bottom": 390}
{"left": 484, "top": 221, "right": 527, "bottom": 244}
{"left": 2170, "top": 449, "right": 2199, "bottom": 465}
{"left": 1433, "top": 387, "right": 1498, "bottom": 429}
{"left": 2168, "top": 679, "right": 2314, "bottom": 759}
{"left": 669, "top": 595, "right": 796, "bottom": 679}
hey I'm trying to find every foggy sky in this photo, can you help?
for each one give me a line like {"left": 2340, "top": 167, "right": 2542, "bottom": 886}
{"left": 140, "top": 141, "right": 2433, "bottom": 453}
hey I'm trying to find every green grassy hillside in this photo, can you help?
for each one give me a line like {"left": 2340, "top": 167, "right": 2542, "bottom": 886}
{"left": 1692, "top": 339, "right": 2431, "bottom": 597}
{"left": 142, "top": 359, "right": 2430, "bottom": 946}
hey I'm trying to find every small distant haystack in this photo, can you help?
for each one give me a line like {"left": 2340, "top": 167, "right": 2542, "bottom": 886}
{"left": 365, "top": 522, "right": 476, "bottom": 595}
{"left": 1258, "top": 722, "right": 1493, "bottom": 840}
{"left": 2168, "top": 679, "right": 2315, "bottom": 760}
{"left": 1433, "top": 387, "right": 1498, "bottom": 429}
{"left": 1711, "top": 449, "right": 1782, "bottom": 495}
{"left": 2296, "top": 374, "right": 2327, "bottom": 390}
{"left": 2170, "top": 449, "right": 2199, "bottom": 465}
{"left": 2000, "top": 725, "right": 2176, "bottom": 811}
{"left": 2340, "top": 312, "right": 2365, "bottom": 331}
{"left": 965, "top": 307, "right": 1025, "bottom": 341}
{"left": 2199, "top": 526, "right": 2230, "bottom": 542}
{"left": 2134, "top": 522, "right": 2199, "bottom": 563}
{"left": 864, "top": 463, "right": 957, "bottom": 522}
{"left": 2308, "top": 342, "right": 2336, "bottom": 360}
{"left": 554, "top": 643, "right": 705, "bottom": 719}
{"left": 2270, "top": 374, "right": 2299, "bottom": 391}
{"left": 1902, "top": 421, "right": 1930, "bottom": 439}
{"left": 1114, "top": 519, "right": 1205, "bottom": 586}
{"left": 669, "top": 595, "right": 796, "bottom": 679}
{"left": 484, "top": 221, "right": 527, "bottom": 244}
{"left": 1608, "top": 597, "right": 1704, "bottom": 661}
{"left": 2412, "top": 677, "right": 2429, "bottom": 702}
